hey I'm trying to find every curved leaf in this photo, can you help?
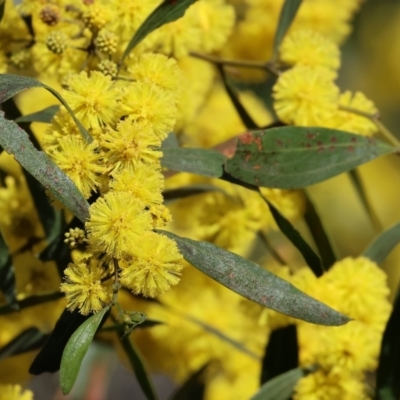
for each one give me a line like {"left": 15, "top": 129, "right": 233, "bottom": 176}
{"left": 15, "top": 105, "right": 59, "bottom": 124}
{"left": 0, "top": 328, "right": 48, "bottom": 360}
{"left": 272, "top": 0, "right": 303, "bottom": 60}
{"left": 120, "top": 0, "right": 198, "bottom": 67}
{"left": 260, "top": 325, "right": 298, "bottom": 384}
{"left": 168, "top": 364, "right": 208, "bottom": 400}
{"left": 60, "top": 307, "right": 109, "bottom": 395}
{"left": 163, "top": 184, "right": 226, "bottom": 202}
{"left": 363, "top": 221, "right": 400, "bottom": 264}
{"left": 251, "top": 367, "right": 311, "bottom": 400}
{"left": 376, "top": 290, "right": 400, "bottom": 400}
{"left": 263, "top": 197, "right": 323, "bottom": 277}
{"left": 162, "top": 147, "right": 226, "bottom": 178}
{"left": 117, "top": 326, "right": 158, "bottom": 400}
{"left": 0, "top": 0, "right": 5, "bottom": 24}
{"left": 224, "top": 128, "right": 396, "bottom": 189}
{"left": 0, "top": 113, "right": 90, "bottom": 222}
{"left": 0, "top": 74, "right": 91, "bottom": 142}
{"left": 0, "top": 232, "right": 16, "bottom": 308}
{"left": 158, "top": 231, "right": 350, "bottom": 326}
{"left": 216, "top": 65, "right": 259, "bottom": 130}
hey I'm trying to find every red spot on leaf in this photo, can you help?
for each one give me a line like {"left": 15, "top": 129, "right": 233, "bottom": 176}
{"left": 351, "top": 137, "right": 357, "bottom": 143}
{"left": 254, "top": 136, "right": 262, "bottom": 151}
{"left": 245, "top": 153, "right": 251, "bottom": 162}
{"left": 238, "top": 132, "right": 255, "bottom": 145}
{"left": 347, "top": 146, "right": 354, "bottom": 153}
{"left": 306, "top": 143, "right": 312, "bottom": 148}
{"left": 306, "top": 132, "right": 317, "bottom": 139}
{"left": 253, "top": 165, "right": 261, "bottom": 170}
{"left": 329, "top": 145, "right": 335, "bottom": 151}
{"left": 276, "top": 139, "right": 283, "bottom": 147}
{"left": 330, "top": 137, "right": 337, "bottom": 143}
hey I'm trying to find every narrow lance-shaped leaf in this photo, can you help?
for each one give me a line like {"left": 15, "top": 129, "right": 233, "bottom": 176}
{"left": 251, "top": 367, "right": 314, "bottom": 400}
{"left": 363, "top": 221, "right": 400, "bottom": 264}
{"left": 60, "top": 307, "right": 109, "bottom": 395}
{"left": 117, "top": 326, "right": 158, "bottom": 400}
{"left": 15, "top": 105, "right": 60, "bottom": 124}
{"left": 168, "top": 364, "right": 208, "bottom": 400}
{"left": 376, "top": 290, "right": 400, "bottom": 400}
{"left": 260, "top": 325, "right": 298, "bottom": 384}
{"left": 158, "top": 231, "right": 350, "bottom": 326}
{"left": 216, "top": 64, "right": 259, "bottom": 130}
{"left": 303, "top": 193, "right": 337, "bottom": 270}
{"left": 272, "top": 0, "right": 303, "bottom": 60}
{"left": 120, "top": 0, "right": 198, "bottom": 67}
{"left": 225, "top": 128, "right": 396, "bottom": 189}
{"left": 0, "top": 113, "right": 90, "bottom": 223}
{"left": 0, "top": 328, "right": 48, "bottom": 360}
{"left": 0, "top": 0, "right": 6, "bottom": 24}
{"left": 0, "top": 74, "right": 91, "bottom": 142}
{"left": 162, "top": 147, "right": 226, "bottom": 178}
{"left": 0, "top": 232, "right": 17, "bottom": 308}
{"left": 262, "top": 196, "right": 323, "bottom": 277}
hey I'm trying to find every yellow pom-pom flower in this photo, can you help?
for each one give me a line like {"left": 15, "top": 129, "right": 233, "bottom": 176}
{"left": 48, "top": 136, "right": 104, "bottom": 199}
{"left": 110, "top": 163, "right": 164, "bottom": 207}
{"left": 100, "top": 118, "right": 162, "bottom": 174}
{"left": 0, "top": 384, "right": 33, "bottom": 400}
{"left": 121, "top": 81, "right": 177, "bottom": 140}
{"left": 273, "top": 66, "right": 339, "bottom": 126}
{"left": 330, "top": 91, "right": 379, "bottom": 136}
{"left": 320, "top": 257, "right": 391, "bottom": 331}
{"left": 86, "top": 191, "right": 153, "bottom": 259}
{"left": 62, "top": 71, "right": 122, "bottom": 132}
{"left": 60, "top": 258, "right": 112, "bottom": 316}
{"left": 120, "top": 231, "right": 183, "bottom": 297}
{"left": 127, "top": 53, "right": 182, "bottom": 96}
{"left": 280, "top": 29, "right": 340, "bottom": 71}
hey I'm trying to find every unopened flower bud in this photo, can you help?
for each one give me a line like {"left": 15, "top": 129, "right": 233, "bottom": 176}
{"left": 46, "top": 31, "right": 68, "bottom": 54}
{"left": 40, "top": 5, "right": 61, "bottom": 26}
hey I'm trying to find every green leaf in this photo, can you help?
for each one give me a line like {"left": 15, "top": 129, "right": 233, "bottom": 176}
{"left": 161, "top": 132, "right": 180, "bottom": 149}
{"left": 216, "top": 65, "right": 259, "bottom": 130}
{"left": 260, "top": 325, "right": 298, "bottom": 384}
{"left": 117, "top": 326, "right": 158, "bottom": 400}
{"left": 272, "top": 0, "right": 302, "bottom": 60}
{"left": 0, "top": 74, "right": 91, "bottom": 142}
{"left": 376, "top": 290, "right": 400, "bottom": 400}
{"left": 162, "top": 147, "right": 226, "bottom": 178}
{"left": 22, "top": 169, "right": 63, "bottom": 241}
{"left": 163, "top": 184, "right": 226, "bottom": 202}
{"left": 0, "top": 232, "right": 17, "bottom": 308}
{"left": 168, "top": 364, "right": 208, "bottom": 400}
{"left": 0, "top": 113, "right": 90, "bottom": 223}
{"left": 120, "top": 0, "right": 198, "bottom": 67}
{"left": 262, "top": 197, "right": 323, "bottom": 277}
{"left": 0, "top": 0, "right": 6, "bottom": 24}
{"left": 60, "top": 307, "right": 109, "bottom": 395}
{"left": 303, "top": 193, "right": 337, "bottom": 270}
{"left": 363, "top": 222, "right": 400, "bottom": 264}
{"left": 15, "top": 105, "right": 60, "bottom": 124}
{"left": 251, "top": 367, "right": 312, "bottom": 400}
{"left": 0, "top": 328, "right": 48, "bottom": 360}
{"left": 224, "top": 128, "right": 395, "bottom": 189}
{"left": 0, "top": 292, "right": 63, "bottom": 316}
{"left": 29, "top": 308, "right": 89, "bottom": 374}
{"left": 158, "top": 231, "right": 350, "bottom": 326}
{"left": 100, "top": 320, "right": 162, "bottom": 333}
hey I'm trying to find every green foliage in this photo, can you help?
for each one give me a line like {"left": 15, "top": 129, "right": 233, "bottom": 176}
{"left": 0, "top": 113, "right": 90, "bottom": 222}
{"left": 0, "top": 232, "right": 16, "bottom": 308}
{"left": 0, "top": 328, "right": 48, "bottom": 360}
{"left": 363, "top": 221, "right": 400, "bottom": 264}
{"left": 251, "top": 367, "right": 312, "bottom": 400}
{"left": 159, "top": 231, "right": 350, "bottom": 326}
{"left": 162, "top": 147, "right": 226, "bottom": 177}
{"left": 117, "top": 325, "right": 158, "bottom": 400}
{"left": 0, "top": 74, "right": 91, "bottom": 142}
{"left": 224, "top": 127, "right": 395, "bottom": 188}
{"left": 376, "top": 290, "right": 400, "bottom": 400}
{"left": 15, "top": 105, "right": 60, "bottom": 124}
{"left": 60, "top": 307, "right": 109, "bottom": 395}
{"left": 120, "top": 0, "right": 199, "bottom": 67}
{"left": 272, "top": 0, "right": 303, "bottom": 60}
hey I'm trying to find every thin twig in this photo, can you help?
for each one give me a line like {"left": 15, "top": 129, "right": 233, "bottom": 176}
{"left": 189, "top": 51, "right": 280, "bottom": 77}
